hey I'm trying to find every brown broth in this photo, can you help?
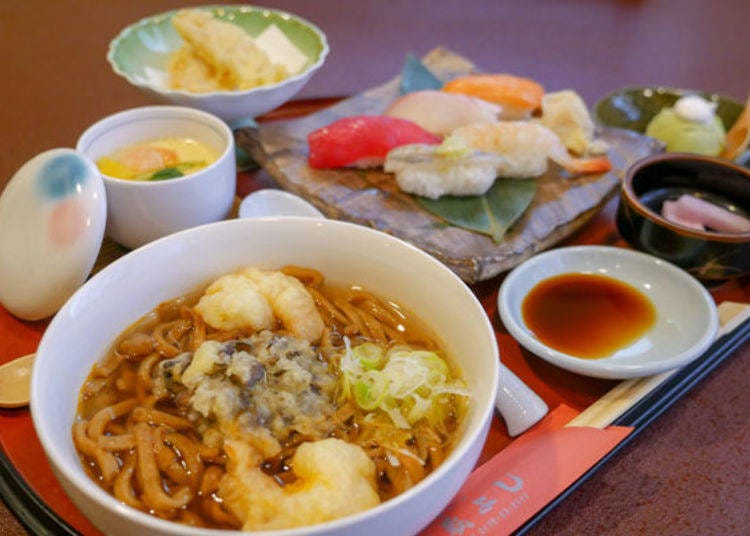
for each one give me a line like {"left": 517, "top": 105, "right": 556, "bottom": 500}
{"left": 73, "top": 268, "right": 467, "bottom": 529}
{"left": 522, "top": 273, "right": 656, "bottom": 359}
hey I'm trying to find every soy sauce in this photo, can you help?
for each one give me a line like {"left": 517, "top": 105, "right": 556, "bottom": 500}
{"left": 522, "top": 273, "right": 656, "bottom": 359}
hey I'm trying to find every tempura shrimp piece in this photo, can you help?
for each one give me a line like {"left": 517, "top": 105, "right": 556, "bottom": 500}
{"left": 171, "top": 9, "right": 287, "bottom": 90}
{"left": 452, "top": 122, "right": 612, "bottom": 179}
{"left": 169, "top": 45, "right": 225, "bottom": 93}
{"left": 242, "top": 268, "right": 324, "bottom": 343}
{"left": 219, "top": 438, "right": 380, "bottom": 531}
{"left": 539, "top": 90, "right": 609, "bottom": 156}
{"left": 194, "top": 274, "right": 274, "bottom": 332}
{"left": 119, "top": 145, "right": 178, "bottom": 174}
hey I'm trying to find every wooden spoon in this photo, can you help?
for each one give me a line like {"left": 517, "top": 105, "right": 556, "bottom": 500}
{"left": 0, "top": 353, "right": 35, "bottom": 408}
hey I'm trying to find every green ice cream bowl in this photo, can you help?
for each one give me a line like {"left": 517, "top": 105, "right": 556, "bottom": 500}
{"left": 594, "top": 86, "right": 742, "bottom": 135}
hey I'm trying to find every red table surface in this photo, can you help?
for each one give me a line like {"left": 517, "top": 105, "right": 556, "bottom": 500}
{"left": 2, "top": 1, "right": 749, "bottom": 533}
{"left": 2, "top": 145, "right": 750, "bottom": 534}
{"left": 2, "top": 94, "right": 750, "bottom": 533}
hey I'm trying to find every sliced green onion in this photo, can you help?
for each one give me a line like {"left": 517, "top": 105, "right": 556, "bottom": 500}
{"left": 354, "top": 371, "right": 386, "bottom": 410}
{"left": 339, "top": 340, "right": 470, "bottom": 429}
{"left": 352, "top": 342, "right": 386, "bottom": 370}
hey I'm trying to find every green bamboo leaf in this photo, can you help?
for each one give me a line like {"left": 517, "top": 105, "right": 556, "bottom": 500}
{"left": 400, "top": 54, "right": 443, "bottom": 94}
{"left": 416, "top": 179, "right": 537, "bottom": 243}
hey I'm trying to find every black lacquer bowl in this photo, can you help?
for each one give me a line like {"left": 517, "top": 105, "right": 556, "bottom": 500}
{"left": 617, "top": 153, "right": 750, "bottom": 281}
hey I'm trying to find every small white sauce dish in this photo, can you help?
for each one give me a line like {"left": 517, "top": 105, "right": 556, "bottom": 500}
{"left": 498, "top": 246, "right": 719, "bottom": 379}
{"left": 238, "top": 189, "right": 324, "bottom": 219}
{"left": 76, "top": 105, "right": 236, "bottom": 250}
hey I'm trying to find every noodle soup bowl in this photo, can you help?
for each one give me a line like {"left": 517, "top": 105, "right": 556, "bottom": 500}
{"left": 31, "top": 218, "right": 500, "bottom": 536}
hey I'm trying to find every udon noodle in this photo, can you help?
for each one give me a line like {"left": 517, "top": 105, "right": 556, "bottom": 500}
{"left": 74, "top": 266, "right": 469, "bottom": 530}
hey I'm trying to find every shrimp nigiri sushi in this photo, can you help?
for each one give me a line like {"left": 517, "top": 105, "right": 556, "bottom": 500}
{"left": 308, "top": 115, "right": 441, "bottom": 169}
{"left": 384, "top": 137, "right": 507, "bottom": 199}
{"left": 452, "top": 122, "right": 611, "bottom": 179}
{"left": 383, "top": 90, "right": 502, "bottom": 135}
{"left": 442, "top": 74, "right": 545, "bottom": 120}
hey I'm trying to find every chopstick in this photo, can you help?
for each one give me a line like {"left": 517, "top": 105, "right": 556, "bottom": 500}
{"left": 566, "top": 301, "right": 750, "bottom": 429}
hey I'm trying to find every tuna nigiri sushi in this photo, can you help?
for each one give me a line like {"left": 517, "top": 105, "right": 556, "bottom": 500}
{"left": 307, "top": 115, "right": 441, "bottom": 169}
{"left": 383, "top": 90, "right": 502, "bottom": 135}
{"left": 442, "top": 74, "right": 545, "bottom": 120}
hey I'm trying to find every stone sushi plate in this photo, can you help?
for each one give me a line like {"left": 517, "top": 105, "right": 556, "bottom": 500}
{"left": 236, "top": 48, "right": 663, "bottom": 283}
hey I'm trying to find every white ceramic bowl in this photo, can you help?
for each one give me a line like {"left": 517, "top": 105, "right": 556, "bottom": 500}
{"left": 498, "top": 246, "right": 718, "bottom": 379}
{"left": 30, "top": 218, "right": 499, "bottom": 536}
{"left": 76, "top": 105, "right": 235, "bottom": 249}
{"left": 107, "top": 6, "right": 329, "bottom": 122}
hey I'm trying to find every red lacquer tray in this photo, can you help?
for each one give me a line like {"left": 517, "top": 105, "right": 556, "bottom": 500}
{"left": 1, "top": 100, "right": 749, "bottom": 535}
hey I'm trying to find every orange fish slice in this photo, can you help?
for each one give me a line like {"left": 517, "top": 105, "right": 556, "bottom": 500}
{"left": 442, "top": 74, "right": 545, "bottom": 119}
{"left": 722, "top": 93, "right": 750, "bottom": 161}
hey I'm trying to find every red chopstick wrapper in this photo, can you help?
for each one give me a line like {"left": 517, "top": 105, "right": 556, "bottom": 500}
{"left": 422, "top": 404, "right": 633, "bottom": 536}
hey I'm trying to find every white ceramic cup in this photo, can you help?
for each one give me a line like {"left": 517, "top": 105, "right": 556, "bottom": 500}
{"left": 76, "top": 106, "right": 235, "bottom": 249}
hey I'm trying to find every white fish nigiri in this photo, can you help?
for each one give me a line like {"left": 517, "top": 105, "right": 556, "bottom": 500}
{"left": 384, "top": 137, "right": 506, "bottom": 199}
{"left": 452, "top": 122, "right": 611, "bottom": 179}
{"left": 662, "top": 194, "right": 750, "bottom": 234}
{"left": 384, "top": 90, "right": 502, "bottom": 136}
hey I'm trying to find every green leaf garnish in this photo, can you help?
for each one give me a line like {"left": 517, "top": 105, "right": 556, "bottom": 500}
{"left": 416, "top": 179, "right": 537, "bottom": 243}
{"left": 143, "top": 161, "right": 210, "bottom": 181}
{"left": 400, "top": 53, "right": 443, "bottom": 94}
{"left": 176, "top": 161, "right": 208, "bottom": 173}
{"left": 149, "top": 167, "right": 184, "bottom": 181}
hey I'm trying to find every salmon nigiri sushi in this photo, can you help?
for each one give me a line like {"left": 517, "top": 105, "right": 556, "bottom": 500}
{"left": 442, "top": 74, "right": 545, "bottom": 120}
{"left": 308, "top": 115, "right": 441, "bottom": 169}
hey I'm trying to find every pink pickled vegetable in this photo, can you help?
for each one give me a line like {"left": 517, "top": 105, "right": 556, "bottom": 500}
{"left": 661, "top": 200, "right": 705, "bottom": 231}
{"left": 661, "top": 194, "right": 750, "bottom": 234}
{"left": 308, "top": 115, "right": 441, "bottom": 169}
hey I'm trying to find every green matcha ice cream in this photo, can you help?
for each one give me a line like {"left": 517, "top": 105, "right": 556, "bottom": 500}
{"left": 645, "top": 95, "right": 726, "bottom": 156}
